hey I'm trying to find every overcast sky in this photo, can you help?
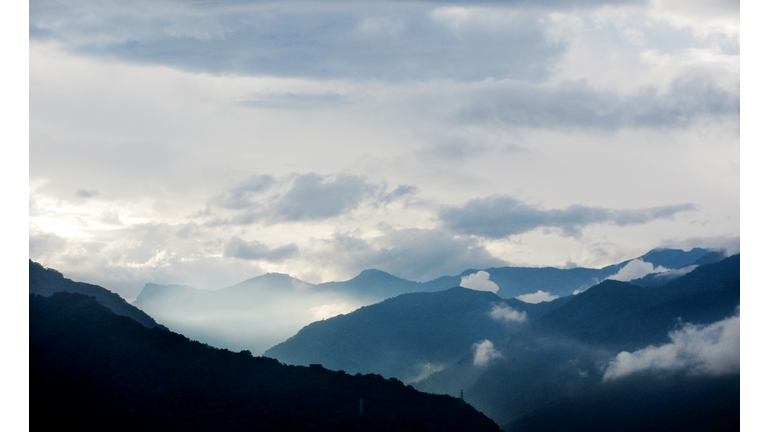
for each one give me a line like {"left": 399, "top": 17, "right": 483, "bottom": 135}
{"left": 28, "top": 0, "right": 740, "bottom": 300}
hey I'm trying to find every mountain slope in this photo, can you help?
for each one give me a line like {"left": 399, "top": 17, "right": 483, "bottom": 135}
{"left": 30, "top": 291, "right": 500, "bottom": 432}
{"left": 265, "top": 287, "right": 527, "bottom": 382}
{"left": 534, "top": 255, "right": 740, "bottom": 350}
{"left": 29, "top": 259, "right": 164, "bottom": 329}
{"left": 504, "top": 374, "right": 739, "bottom": 432}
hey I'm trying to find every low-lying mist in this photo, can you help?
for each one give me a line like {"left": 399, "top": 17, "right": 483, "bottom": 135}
{"left": 135, "top": 284, "right": 364, "bottom": 355}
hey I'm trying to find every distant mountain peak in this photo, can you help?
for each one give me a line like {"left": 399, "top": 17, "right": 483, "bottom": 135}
{"left": 352, "top": 269, "right": 406, "bottom": 281}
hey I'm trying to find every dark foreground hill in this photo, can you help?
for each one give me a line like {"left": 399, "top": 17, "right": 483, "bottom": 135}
{"left": 504, "top": 373, "right": 739, "bottom": 432}
{"left": 29, "top": 259, "right": 164, "bottom": 329}
{"left": 30, "top": 292, "right": 500, "bottom": 432}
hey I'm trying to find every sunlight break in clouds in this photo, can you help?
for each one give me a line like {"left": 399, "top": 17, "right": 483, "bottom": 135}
{"left": 460, "top": 271, "right": 499, "bottom": 293}
{"left": 489, "top": 303, "right": 528, "bottom": 323}
{"left": 603, "top": 312, "right": 740, "bottom": 381}
{"left": 473, "top": 339, "right": 502, "bottom": 367}
{"left": 517, "top": 290, "right": 559, "bottom": 304}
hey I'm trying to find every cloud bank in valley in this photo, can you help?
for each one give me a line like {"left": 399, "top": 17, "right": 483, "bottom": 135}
{"left": 517, "top": 290, "right": 560, "bottom": 304}
{"left": 489, "top": 303, "right": 528, "bottom": 323}
{"left": 607, "top": 259, "right": 668, "bottom": 281}
{"left": 603, "top": 312, "right": 740, "bottom": 381}
{"left": 473, "top": 339, "right": 502, "bottom": 367}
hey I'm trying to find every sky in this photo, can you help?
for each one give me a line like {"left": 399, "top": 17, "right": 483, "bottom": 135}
{"left": 27, "top": 0, "right": 742, "bottom": 301}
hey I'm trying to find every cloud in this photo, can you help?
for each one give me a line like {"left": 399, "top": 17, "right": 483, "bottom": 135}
{"left": 380, "top": 184, "right": 418, "bottom": 204}
{"left": 29, "top": 1, "right": 566, "bottom": 82}
{"left": 607, "top": 259, "right": 669, "bottom": 282}
{"left": 439, "top": 195, "right": 697, "bottom": 239}
{"left": 74, "top": 189, "right": 99, "bottom": 198}
{"left": 603, "top": 312, "right": 740, "bottom": 381}
{"left": 210, "top": 175, "right": 277, "bottom": 210}
{"left": 460, "top": 270, "right": 499, "bottom": 293}
{"left": 489, "top": 303, "right": 528, "bottom": 323}
{"left": 473, "top": 339, "right": 502, "bottom": 367}
{"left": 206, "top": 173, "right": 382, "bottom": 225}
{"left": 453, "top": 75, "right": 739, "bottom": 129}
{"left": 315, "top": 228, "right": 508, "bottom": 282}
{"left": 416, "top": 138, "right": 489, "bottom": 162}
{"left": 222, "top": 236, "right": 299, "bottom": 262}
{"left": 517, "top": 290, "right": 559, "bottom": 304}
{"left": 239, "top": 92, "right": 362, "bottom": 109}
{"left": 272, "top": 173, "right": 380, "bottom": 222}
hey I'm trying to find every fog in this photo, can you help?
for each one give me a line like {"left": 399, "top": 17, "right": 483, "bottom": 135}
{"left": 135, "top": 281, "right": 366, "bottom": 354}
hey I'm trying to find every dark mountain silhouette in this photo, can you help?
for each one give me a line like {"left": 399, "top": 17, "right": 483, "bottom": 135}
{"left": 504, "top": 373, "right": 739, "bottom": 432}
{"left": 30, "top": 291, "right": 501, "bottom": 432}
{"left": 29, "top": 259, "right": 165, "bottom": 329}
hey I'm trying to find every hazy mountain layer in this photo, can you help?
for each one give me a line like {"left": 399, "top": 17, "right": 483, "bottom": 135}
{"left": 133, "top": 247, "right": 721, "bottom": 353}
{"left": 30, "top": 292, "right": 501, "bottom": 432}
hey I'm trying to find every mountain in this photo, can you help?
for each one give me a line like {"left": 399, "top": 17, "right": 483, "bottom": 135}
{"left": 534, "top": 255, "right": 740, "bottom": 350}
{"left": 504, "top": 374, "right": 739, "bottom": 432}
{"left": 30, "top": 291, "right": 501, "bottom": 432}
{"left": 29, "top": 259, "right": 165, "bottom": 329}
{"left": 265, "top": 253, "right": 739, "bottom": 425}
{"left": 265, "top": 255, "right": 739, "bottom": 381}
{"left": 131, "top": 247, "right": 726, "bottom": 355}
{"left": 474, "top": 247, "right": 719, "bottom": 299}
{"left": 636, "top": 246, "right": 713, "bottom": 269}
{"left": 265, "top": 287, "right": 523, "bottom": 382}
{"left": 316, "top": 269, "right": 423, "bottom": 300}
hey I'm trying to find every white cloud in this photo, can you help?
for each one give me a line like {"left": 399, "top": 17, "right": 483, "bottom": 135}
{"left": 460, "top": 270, "right": 499, "bottom": 293}
{"left": 473, "top": 339, "right": 502, "bottom": 367}
{"left": 28, "top": 1, "right": 740, "bottom": 305}
{"left": 603, "top": 312, "right": 740, "bottom": 381}
{"left": 489, "top": 303, "right": 528, "bottom": 323}
{"left": 607, "top": 259, "right": 669, "bottom": 281}
{"left": 517, "top": 290, "right": 559, "bottom": 304}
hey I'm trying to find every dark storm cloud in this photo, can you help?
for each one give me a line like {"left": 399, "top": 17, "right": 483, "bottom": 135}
{"left": 205, "top": 173, "right": 386, "bottom": 226}
{"left": 29, "top": 0, "right": 570, "bottom": 81}
{"left": 454, "top": 75, "right": 739, "bottom": 129}
{"left": 317, "top": 228, "right": 508, "bottom": 281}
{"left": 439, "top": 196, "right": 697, "bottom": 238}
{"left": 222, "top": 236, "right": 299, "bottom": 262}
